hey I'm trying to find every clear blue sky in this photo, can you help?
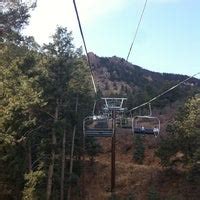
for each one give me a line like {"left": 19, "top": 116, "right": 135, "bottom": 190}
{"left": 23, "top": 0, "right": 200, "bottom": 77}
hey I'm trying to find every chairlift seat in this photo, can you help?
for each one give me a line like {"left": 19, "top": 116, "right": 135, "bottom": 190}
{"left": 94, "top": 120, "right": 108, "bottom": 128}
{"left": 83, "top": 97, "right": 127, "bottom": 138}
{"left": 132, "top": 115, "right": 160, "bottom": 137}
{"left": 85, "top": 128, "right": 113, "bottom": 137}
{"left": 134, "top": 128, "right": 155, "bottom": 135}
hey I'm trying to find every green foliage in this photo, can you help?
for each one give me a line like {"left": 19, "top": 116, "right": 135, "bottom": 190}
{"left": 147, "top": 185, "right": 160, "bottom": 200}
{"left": 86, "top": 138, "right": 102, "bottom": 163}
{"left": 155, "top": 137, "right": 179, "bottom": 166}
{"left": 1, "top": 15, "right": 93, "bottom": 199}
{"left": 126, "top": 192, "right": 135, "bottom": 200}
{"left": 22, "top": 170, "right": 45, "bottom": 200}
{"left": 156, "top": 95, "right": 200, "bottom": 174}
{"left": 108, "top": 193, "right": 120, "bottom": 200}
{"left": 164, "top": 196, "right": 177, "bottom": 200}
{"left": 133, "top": 135, "right": 145, "bottom": 164}
{"left": 0, "top": 18, "right": 46, "bottom": 199}
{"left": 186, "top": 148, "right": 200, "bottom": 183}
{"left": 1, "top": 0, "right": 37, "bottom": 42}
{"left": 67, "top": 172, "right": 79, "bottom": 187}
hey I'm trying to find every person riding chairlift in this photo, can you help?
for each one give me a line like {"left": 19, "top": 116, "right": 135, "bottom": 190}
{"left": 153, "top": 126, "right": 159, "bottom": 133}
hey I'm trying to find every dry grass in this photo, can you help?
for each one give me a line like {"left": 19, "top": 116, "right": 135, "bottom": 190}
{"left": 79, "top": 106, "right": 200, "bottom": 199}
{"left": 82, "top": 133, "right": 163, "bottom": 200}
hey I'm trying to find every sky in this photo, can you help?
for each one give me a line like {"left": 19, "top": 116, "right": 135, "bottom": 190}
{"left": 23, "top": 0, "right": 200, "bottom": 77}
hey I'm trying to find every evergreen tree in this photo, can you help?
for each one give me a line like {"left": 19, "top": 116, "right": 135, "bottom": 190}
{"left": 126, "top": 192, "right": 135, "bottom": 200}
{"left": 0, "top": 33, "right": 44, "bottom": 199}
{"left": 40, "top": 26, "right": 93, "bottom": 199}
{"left": 133, "top": 135, "right": 145, "bottom": 164}
{"left": 147, "top": 185, "right": 160, "bottom": 200}
{"left": 1, "top": 12, "right": 93, "bottom": 197}
{"left": 1, "top": 0, "right": 36, "bottom": 42}
{"left": 156, "top": 95, "right": 200, "bottom": 178}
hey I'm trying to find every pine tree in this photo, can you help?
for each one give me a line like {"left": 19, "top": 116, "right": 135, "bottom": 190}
{"left": 147, "top": 185, "right": 160, "bottom": 200}
{"left": 156, "top": 95, "right": 200, "bottom": 177}
{"left": 0, "top": 36, "right": 44, "bottom": 199}
{"left": 133, "top": 135, "right": 145, "bottom": 164}
{"left": 40, "top": 26, "right": 93, "bottom": 199}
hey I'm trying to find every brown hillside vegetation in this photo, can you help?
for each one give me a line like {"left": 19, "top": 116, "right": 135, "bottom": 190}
{"left": 82, "top": 132, "right": 200, "bottom": 200}
{"left": 77, "top": 106, "right": 200, "bottom": 200}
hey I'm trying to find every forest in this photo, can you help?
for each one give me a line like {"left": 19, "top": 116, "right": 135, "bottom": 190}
{"left": 1, "top": 1, "right": 200, "bottom": 200}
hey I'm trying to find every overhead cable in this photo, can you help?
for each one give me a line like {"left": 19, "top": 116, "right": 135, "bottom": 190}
{"left": 126, "top": 0, "right": 148, "bottom": 61}
{"left": 73, "top": 0, "right": 97, "bottom": 94}
{"left": 128, "top": 72, "right": 200, "bottom": 113}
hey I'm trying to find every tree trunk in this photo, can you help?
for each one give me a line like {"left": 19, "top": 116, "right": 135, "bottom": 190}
{"left": 27, "top": 141, "right": 32, "bottom": 172}
{"left": 67, "top": 96, "right": 78, "bottom": 200}
{"left": 60, "top": 129, "right": 66, "bottom": 200}
{"left": 46, "top": 102, "right": 59, "bottom": 200}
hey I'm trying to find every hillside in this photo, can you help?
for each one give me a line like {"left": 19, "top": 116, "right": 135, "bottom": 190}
{"left": 89, "top": 52, "right": 200, "bottom": 109}
{"left": 76, "top": 53, "right": 200, "bottom": 200}
{"left": 80, "top": 102, "right": 200, "bottom": 200}
{"left": 83, "top": 133, "right": 200, "bottom": 200}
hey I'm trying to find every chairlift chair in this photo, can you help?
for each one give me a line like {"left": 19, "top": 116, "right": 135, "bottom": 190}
{"left": 83, "top": 97, "right": 127, "bottom": 137}
{"left": 132, "top": 115, "right": 160, "bottom": 137}
{"left": 83, "top": 115, "right": 113, "bottom": 137}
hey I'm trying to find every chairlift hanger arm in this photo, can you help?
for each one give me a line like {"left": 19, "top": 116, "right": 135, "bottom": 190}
{"left": 102, "top": 98, "right": 127, "bottom": 110}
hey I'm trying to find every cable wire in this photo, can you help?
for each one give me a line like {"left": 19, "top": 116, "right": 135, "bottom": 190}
{"left": 126, "top": 0, "right": 148, "bottom": 61}
{"left": 73, "top": 0, "right": 97, "bottom": 94}
{"left": 128, "top": 72, "right": 200, "bottom": 113}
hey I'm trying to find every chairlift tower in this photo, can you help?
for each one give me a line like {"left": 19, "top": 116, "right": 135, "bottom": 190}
{"left": 83, "top": 97, "right": 127, "bottom": 195}
{"left": 102, "top": 98, "right": 127, "bottom": 193}
{"left": 82, "top": 98, "right": 161, "bottom": 197}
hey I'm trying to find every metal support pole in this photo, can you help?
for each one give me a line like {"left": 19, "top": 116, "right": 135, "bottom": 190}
{"left": 111, "top": 110, "right": 116, "bottom": 193}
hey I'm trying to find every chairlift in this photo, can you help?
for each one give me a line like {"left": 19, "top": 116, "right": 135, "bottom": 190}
{"left": 83, "top": 98, "right": 127, "bottom": 137}
{"left": 132, "top": 115, "right": 160, "bottom": 137}
{"left": 131, "top": 104, "right": 160, "bottom": 137}
{"left": 83, "top": 115, "right": 113, "bottom": 137}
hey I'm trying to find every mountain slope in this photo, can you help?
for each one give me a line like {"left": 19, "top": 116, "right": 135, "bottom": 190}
{"left": 88, "top": 52, "right": 200, "bottom": 109}
{"left": 80, "top": 53, "right": 200, "bottom": 200}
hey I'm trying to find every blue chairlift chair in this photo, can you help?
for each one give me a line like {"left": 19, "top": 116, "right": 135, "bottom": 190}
{"left": 132, "top": 115, "right": 160, "bottom": 137}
